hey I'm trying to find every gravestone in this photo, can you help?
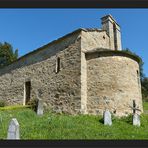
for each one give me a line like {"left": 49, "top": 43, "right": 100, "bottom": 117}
{"left": 133, "top": 114, "right": 140, "bottom": 127}
{"left": 36, "top": 89, "right": 44, "bottom": 115}
{"left": 7, "top": 118, "right": 20, "bottom": 140}
{"left": 37, "top": 99, "right": 44, "bottom": 115}
{"left": 103, "top": 110, "right": 112, "bottom": 126}
{"left": 130, "top": 100, "right": 141, "bottom": 126}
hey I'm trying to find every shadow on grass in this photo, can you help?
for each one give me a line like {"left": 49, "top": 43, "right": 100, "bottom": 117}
{"left": 120, "top": 115, "right": 133, "bottom": 125}
{"left": 98, "top": 114, "right": 133, "bottom": 126}
{"left": 99, "top": 118, "right": 104, "bottom": 124}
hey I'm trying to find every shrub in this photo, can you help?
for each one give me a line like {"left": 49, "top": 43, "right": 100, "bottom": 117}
{"left": 0, "top": 100, "right": 6, "bottom": 107}
{"left": 27, "top": 99, "right": 38, "bottom": 112}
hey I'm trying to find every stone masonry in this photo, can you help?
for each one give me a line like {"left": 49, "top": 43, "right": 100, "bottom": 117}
{"left": 0, "top": 15, "right": 143, "bottom": 116}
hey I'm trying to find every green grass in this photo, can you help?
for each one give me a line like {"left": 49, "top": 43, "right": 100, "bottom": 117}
{"left": 0, "top": 105, "right": 31, "bottom": 111}
{"left": 1, "top": 106, "right": 148, "bottom": 140}
{"left": 143, "top": 101, "right": 148, "bottom": 111}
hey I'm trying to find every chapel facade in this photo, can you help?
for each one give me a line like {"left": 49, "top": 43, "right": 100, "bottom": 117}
{"left": 0, "top": 15, "right": 143, "bottom": 116}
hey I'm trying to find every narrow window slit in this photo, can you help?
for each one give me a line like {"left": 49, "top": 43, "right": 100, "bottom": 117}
{"left": 113, "top": 23, "right": 117, "bottom": 50}
{"left": 137, "top": 70, "right": 140, "bottom": 86}
{"left": 55, "top": 57, "right": 60, "bottom": 73}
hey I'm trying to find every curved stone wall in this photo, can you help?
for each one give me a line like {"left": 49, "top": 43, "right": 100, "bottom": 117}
{"left": 86, "top": 51, "right": 143, "bottom": 116}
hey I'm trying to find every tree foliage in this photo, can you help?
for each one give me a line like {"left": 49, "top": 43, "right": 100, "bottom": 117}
{"left": 0, "top": 42, "right": 18, "bottom": 68}
{"left": 141, "top": 77, "right": 148, "bottom": 101}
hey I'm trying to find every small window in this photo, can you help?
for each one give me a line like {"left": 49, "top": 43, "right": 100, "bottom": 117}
{"left": 137, "top": 70, "right": 140, "bottom": 86}
{"left": 133, "top": 100, "right": 136, "bottom": 114}
{"left": 55, "top": 57, "right": 60, "bottom": 73}
{"left": 137, "top": 70, "right": 139, "bottom": 75}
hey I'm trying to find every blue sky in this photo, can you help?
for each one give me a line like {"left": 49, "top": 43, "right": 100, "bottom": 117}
{"left": 0, "top": 9, "right": 147, "bottom": 76}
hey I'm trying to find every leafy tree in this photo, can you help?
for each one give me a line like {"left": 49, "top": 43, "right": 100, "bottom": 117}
{"left": 141, "top": 77, "right": 148, "bottom": 101}
{"left": 0, "top": 42, "right": 18, "bottom": 68}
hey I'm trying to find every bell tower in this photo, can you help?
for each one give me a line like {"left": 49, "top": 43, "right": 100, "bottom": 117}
{"left": 101, "top": 15, "right": 122, "bottom": 51}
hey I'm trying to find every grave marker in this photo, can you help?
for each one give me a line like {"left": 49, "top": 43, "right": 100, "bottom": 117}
{"left": 104, "top": 110, "right": 112, "bottom": 126}
{"left": 133, "top": 113, "right": 140, "bottom": 126}
{"left": 131, "top": 100, "right": 141, "bottom": 127}
{"left": 7, "top": 118, "right": 20, "bottom": 140}
{"left": 37, "top": 99, "right": 44, "bottom": 115}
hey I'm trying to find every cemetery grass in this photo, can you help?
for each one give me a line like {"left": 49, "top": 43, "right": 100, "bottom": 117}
{"left": 0, "top": 102, "right": 148, "bottom": 140}
{"left": 143, "top": 101, "right": 148, "bottom": 110}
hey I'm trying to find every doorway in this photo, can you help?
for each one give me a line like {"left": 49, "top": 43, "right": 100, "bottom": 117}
{"left": 24, "top": 81, "right": 31, "bottom": 105}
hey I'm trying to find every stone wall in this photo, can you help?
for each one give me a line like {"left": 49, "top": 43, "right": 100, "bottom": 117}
{"left": 81, "top": 30, "right": 110, "bottom": 52}
{"left": 80, "top": 30, "right": 110, "bottom": 114}
{"left": 0, "top": 28, "right": 143, "bottom": 117}
{"left": 86, "top": 51, "right": 143, "bottom": 116}
{"left": 0, "top": 31, "right": 80, "bottom": 76}
{"left": 0, "top": 32, "right": 81, "bottom": 114}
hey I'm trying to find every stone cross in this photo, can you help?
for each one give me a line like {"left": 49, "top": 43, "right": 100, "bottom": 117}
{"left": 37, "top": 99, "right": 44, "bottom": 116}
{"left": 133, "top": 113, "right": 140, "bottom": 127}
{"left": 36, "top": 89, "right": 43, "bottom": 99}
{"left": 131, "top": 100, "right": 141, "bottom": 114}
{"left": 130, "top": 100, "right": 141, "bottom": 126}
{"left": 7, "top": 118, "right": 20, "bottom": 140}
{"left": 103, "top": 110, "right": 112, "bottom": 126}
{"left": 104, "top": 96, "right": 110, "bottom": 106}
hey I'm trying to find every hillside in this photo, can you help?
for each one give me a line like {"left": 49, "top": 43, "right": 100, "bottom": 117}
{"left": 0, "top": 102, "right": 148, "bottom": 139}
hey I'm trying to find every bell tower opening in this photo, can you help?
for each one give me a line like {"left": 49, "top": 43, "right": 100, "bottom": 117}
{"left": 113, "top": 23, "right": 118, "bottom": 50}
{"left": 101, "top": 14, "right": 122, "bottom": 51}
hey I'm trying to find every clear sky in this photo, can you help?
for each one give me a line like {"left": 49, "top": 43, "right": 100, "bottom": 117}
{"left": 0, "top": 9, "right": 147, "bottom": 76}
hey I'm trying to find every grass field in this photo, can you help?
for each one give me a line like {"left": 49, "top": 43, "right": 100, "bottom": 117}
{"left": 143, "top": 101, "right": 148, "bottom": 111}
{"left": 0, "top": 102, "right": 148, "bottom": 140}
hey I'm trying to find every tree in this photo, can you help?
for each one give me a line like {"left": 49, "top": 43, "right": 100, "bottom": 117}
{"left": 141, "top": 77, "right": 148, "bottom": 101}
{"left": 0, "top": 42, "right": 18, "bottom": 68}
